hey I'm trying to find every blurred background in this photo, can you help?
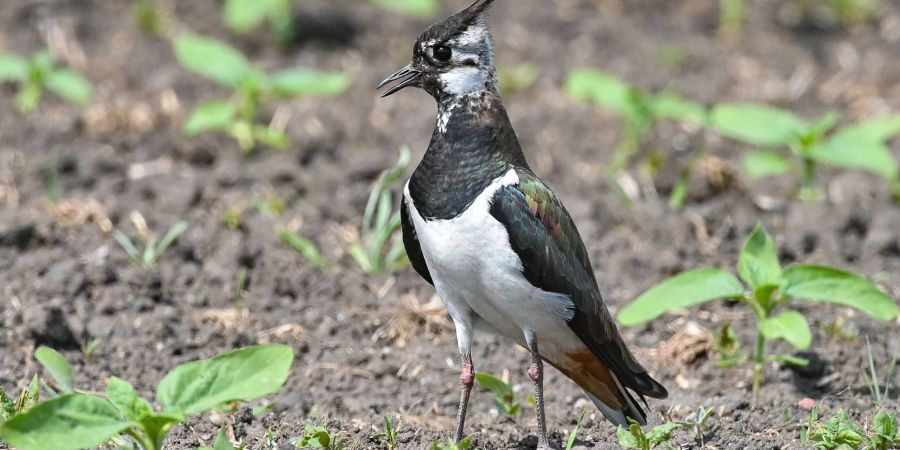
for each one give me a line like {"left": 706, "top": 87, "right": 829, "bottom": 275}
{"left": 0, "top": 0, "right": 898, "bottom": 448}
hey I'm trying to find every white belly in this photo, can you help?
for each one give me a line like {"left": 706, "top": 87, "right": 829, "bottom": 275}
{"left": 404, "top": 170, "right": 580, "bottom": 354}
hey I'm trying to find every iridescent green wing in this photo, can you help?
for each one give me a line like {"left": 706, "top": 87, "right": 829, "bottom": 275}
{"left": 489, "top": 169, "right": 667, "bottom": 399}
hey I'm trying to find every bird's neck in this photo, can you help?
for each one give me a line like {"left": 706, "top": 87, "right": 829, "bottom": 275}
{"left": 408, "top": 89, "right": 530, "bottom": 220}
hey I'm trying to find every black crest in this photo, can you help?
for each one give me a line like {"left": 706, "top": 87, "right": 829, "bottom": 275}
{"left": 420, "top": 0, "right": 496, "bottom": 44}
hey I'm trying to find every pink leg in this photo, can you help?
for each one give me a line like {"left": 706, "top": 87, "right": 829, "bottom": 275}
{"left": 454, "top": 355, "right": 474, "bottom": 443}
{"left": 527, "top": 334, "right": 550, "bottom": 450}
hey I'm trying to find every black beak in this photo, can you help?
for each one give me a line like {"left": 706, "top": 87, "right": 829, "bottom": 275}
{"left": 377, "top": 64, "right": 421, "bottom": 98}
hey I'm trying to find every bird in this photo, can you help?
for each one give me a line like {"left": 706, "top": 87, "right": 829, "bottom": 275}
{"left": 377, "top": 1, "right": 667, "bottom": 448}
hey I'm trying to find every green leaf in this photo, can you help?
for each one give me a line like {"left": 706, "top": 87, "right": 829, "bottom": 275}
{"left": 565, "top": 410, "right": 586, "bottom": 450}
{"left": 710, "top": 103, "right": 807, "bottom": 147}
{"left": 809, "top": 117, "right": 900, "bottom": 179}
{"left": 138, "top": 413, "right": 182, "bottom": 448}
{"left": 742, "top": 150, "right": 792, "bottom": 179}
{"left": 106, "top": 377, "right": 153, "bottom": 422}
{"left": 34, "top": 347, "right": 74, "bottom": 394}
{"left": 759, "top": 310, "right": 812, "bottom": 349}
{"left": 348, "top": 244, "right": 373, "bottom": 272}
{"left": 738, "top": 224, "right": 782, "bottom": 292}
{"left": 155, "top": 222, "right": 188, "bottom": 260}
{"left": 15, "top": 375, "right": 40, "bottom": 414}
{"left": 298, "top": 424, "right": 333, "bottom": 448}
{"left": 783, "top": 264, "right": 899, "bottom": 321}
{"left": 156, "top": 344, "right": 293, "bottom": 416}
{"left": 174, "top": 35, "right": 251, "bottom": 87}
{"left": 0, "top": 53, "right": 29, "bottom": 81}
{"left": 184, "top": 100, "right": 237, "bottom": 135}
{"left": 0, "top": 387, "right": 15, "bottom": 423}
{"left": 767, "top": 354, "right": 809, "bottom": 366}
{"left": 474, "top": 372, "right": 512, "bottom": 396}
{"left": 872, "top": 410, "right": 897, "bottom": 444}
{"left": 224, "top": 0, "right": 281, "bottom": 33}
{"left": 810, "top": 140, "right": 898, "bottom": 180}
{"left": 647, "top": 421, "right": 687, "bottom": 445}
{"left": 0, "top": 393, "right": 135, "bottom": 450}
{"left": 716, "top": 353, "right": 748, "bottom": 368}
{"left": 15, "top": 82, "right": 43, "bottom": 113}
{"left": 650, "top": 92, "right": 708, "bottom": 124}
{"left": 45, "top": 69, "right": 92, "bottom": 104}
{"left": 616, "top": 425, "right": 641, "bottom": 449}
{"left": 213, "top": 425, "right": 237, "bottom": 450}
{"left": 278, "top": 230, "right": 329, "bottom": 269}
{"left": 252, "top": 125, "right": 290, "bottom": 150}
{"left": 369, "top": 0, "right": 439, "bottom": 18}
{"left": 270, "top": 69, "right": 351, "bottom": 97}
{"left": 564, "top": 69, "right": 640, "bottom": 117}
{"left": 617, "top": 268, "right": 745, "bottom": 325}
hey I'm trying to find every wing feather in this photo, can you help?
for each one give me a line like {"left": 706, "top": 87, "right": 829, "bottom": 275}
{"left": 489, "top": 170, "right": 667, "bottom": 400}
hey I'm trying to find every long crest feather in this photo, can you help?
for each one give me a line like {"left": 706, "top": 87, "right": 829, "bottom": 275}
{"left": 457, "top": 0, "right": 496, "bottom": 23}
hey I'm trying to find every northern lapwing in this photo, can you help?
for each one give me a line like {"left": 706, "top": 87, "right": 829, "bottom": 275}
{"left": 377, "top": 1, "right": 668, "bottom": 447}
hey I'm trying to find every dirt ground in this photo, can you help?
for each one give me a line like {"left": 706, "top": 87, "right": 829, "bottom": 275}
{"left": 1, "top": 0, "right": 899, "bottom": 449}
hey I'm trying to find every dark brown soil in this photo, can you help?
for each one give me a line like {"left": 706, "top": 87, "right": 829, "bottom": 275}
{"left": 1, "top": 0, "right": 898, "bottom": 449}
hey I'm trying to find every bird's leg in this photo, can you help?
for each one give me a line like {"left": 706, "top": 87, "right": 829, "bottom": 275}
{"left": 454, "top": 353, "right": 475, "bottom": 443}
{"left": 526, "top": 332, "right": 550, "bottom": 450}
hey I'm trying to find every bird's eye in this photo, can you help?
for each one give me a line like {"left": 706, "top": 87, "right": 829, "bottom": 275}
{"left": 433, "top": 45, "right": 452, "bottom": 62}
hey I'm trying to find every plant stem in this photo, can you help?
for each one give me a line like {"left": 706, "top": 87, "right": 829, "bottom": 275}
{"left": 798, "top": 156, "right": 819, "bottom": 201}
{"left": 752, "top": 328, "right": 766, "bottom": 395}
{"left": 124, "top": 428, "right": 155, "bottom": 450}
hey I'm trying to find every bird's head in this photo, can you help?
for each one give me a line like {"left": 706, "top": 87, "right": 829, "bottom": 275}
{"left": 378, "top": 0, "right": 497, "bottom": 100}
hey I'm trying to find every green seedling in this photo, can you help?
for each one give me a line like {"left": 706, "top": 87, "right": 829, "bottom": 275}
{"left": 45, "top": 149, "right": 60, "bottom": 205}
{"left": 565, "top": 410, "right": 586, "bottom": 450}
{"left": 252, "top": 189, "right": 287, "bottom": 217}
{"left": 223, "top": 0, "right": 294, "bottom": 44}
{"left": 0, "top": 375, "right": 40, "bottom": 423}
{"left": 791, "top": 0, "right": 882, "bottom": 26}
{"left": 0, "top": 51, "right": 92, "bottom": 113}
{"left": 688, "top": 407, "right": 714, "bottom": 446}
{"left": 822, "top": 314, "right": 859, "bottom": 342}
{"left": 617, "top": 418, "right": 688, "bottom": 450}
{"left": 719, "top": 0, "right": 745, "bottom": 41}
{"left": 802, "top": 406, "right": 898, "bottom": 450}
{"left": 370, "top": 0, "right": 439, "bottom": 18}
{"left": 174, "top": 35, "right": 350, "bottom": 154}
{"left": 868, "top": 410, "right": 899, "bottom": 450}
{"left": 864, "top": 336, "right": 896, "bottom": 403}
{"left": 431, "top": 436, "right": 472, "bottom": 450}
{"left": 349, "top": 148, "right": 409, "bottom": 274}
{"left": 802, "top": 407, "right": 864, "bottom": 449}
{"left": 498, "top": 64, "right": 538, "bottom": 97}
{"left": 132, "top": 0, "right": 168, "bottom": 36}
{"left": 113, "top": 221, "right": 187, "bottom": 268}
{"left": 618, "top": 224, "right": 900, "bottom": 393}
{"left": 0, "top": 344, "right": 293, "bottom": 450}
{"left": 80, "top": 339, "right": 101, "bottom": 360}
{"left": 370, "top": 414, "right": 402, "bottom": 450}
{"left": 34, "top": 347, "right": 74, "bottom": 395}
{"left": 383, "top": 414, "right": 401, "bottom": 450}
{"left": 565, "top": 68, "right": 707, "bottom": 175}
{"left": 475, "top": 372, "right": 521, "bottom": 417}
{"left": 713, "top": 324, "right": 747, "bottom": 368}
{"left": 710, "top": 104, "right": 900, "bottom": 200}
{"left": 279, "top": 229, "right": 329, "bottom": 269}
{"left": 198, "top": 426, "right": 242, "bottom": 450}
{"left": 222, "top": 201, "right": 246, "bottom": 231}
{"left": 296, "top": 424, "right": 347, "bottom": 450}
{"left": 233, "top": 269, "right": 247, "bottom": 308}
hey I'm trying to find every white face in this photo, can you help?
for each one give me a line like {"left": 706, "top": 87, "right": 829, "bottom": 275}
{"left": 424, "top": 21, "right": 495, "bottom": 97}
